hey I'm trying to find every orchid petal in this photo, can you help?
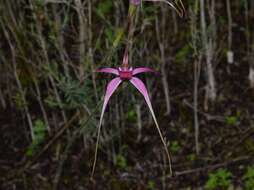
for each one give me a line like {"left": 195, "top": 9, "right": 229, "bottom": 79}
{"left": 130, "top": 77, "right": 172, "bottom": 175}
{"left": 96, "top": 68, "right": 119, "bottom": 75}
{"left": 133, "top": 67, "right": 159, "bottom": 75}
{"left": 91, "top": 77, "right": 122, "bottom": 178}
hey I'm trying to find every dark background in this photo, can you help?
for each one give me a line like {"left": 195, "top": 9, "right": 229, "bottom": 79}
{"left": 0, "top": 0, "right": 254, "bottom": 189}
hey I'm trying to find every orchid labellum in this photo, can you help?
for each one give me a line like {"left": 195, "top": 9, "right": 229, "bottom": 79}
{"left": 130, "top": 0, "right": 185, "bottom": 17}
{"left": 91, "top": 51, "right": 172, "bottom": 177}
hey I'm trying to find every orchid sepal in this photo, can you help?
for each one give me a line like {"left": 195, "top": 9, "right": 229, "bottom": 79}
{"left": 96, "top": 68, "right": 119, "bottom": 75}
{"left": 91, "top": 77, "right": 122, "bottom": 177}
{"left": 133, "top": 67, "right": 160, "bottom": 75}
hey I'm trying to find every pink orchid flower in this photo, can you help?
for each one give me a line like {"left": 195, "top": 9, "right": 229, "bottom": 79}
{"left": 91, "top": 51, "right": 172, "bottom": 177}
{"left": 130, "top": 0, "right": 185, "bottom": 17}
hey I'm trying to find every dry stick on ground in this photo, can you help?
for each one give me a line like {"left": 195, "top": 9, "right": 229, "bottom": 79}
{"left": 1, "top": 109, "right": 78, "bottom": 180}
{"left": 200, "top": 0, "right": 217, "bottom": 108}
{"left": 183, "top": 99, "right": 225, "bottom": 122}
{"left": 215, "top": 125, "right": 254, "bottom": 162}
{"left": 173, "top": 156, "right": 251, "bottom": 177}
{"left": 22, "top": 103, "right": 97, "bottom": 186}
{"left": 1, "top": 20, "right": 35, "bottom": 140}
{"left": 25, "top": 111, "right": 80, "bottom": 169}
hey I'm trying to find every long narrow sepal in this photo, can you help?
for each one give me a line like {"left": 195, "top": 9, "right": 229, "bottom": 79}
{"left": 133, "top": 67, "right": 159, "bottom": 75}
{"left": 96, "top": 68, "right": 119, "bottom": 75}
{"left": 91, "top": 77, "right": 122, "bottom": 178}
{"left": 130, "top": 77, "right": 172, "bottom": 176}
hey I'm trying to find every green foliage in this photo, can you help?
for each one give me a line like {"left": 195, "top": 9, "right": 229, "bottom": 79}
{"left": 225, "top": 116, "right": 238, "bottom": 126}
{"left": 187, "top": 154, "right": 196, "bottom": 161}
{"left": 116, "top": 154, "right": 127, "bottom": 169}
{"left": 95, "top": 0, "right": 113, "bottom": 19}
{"left": 13, "top": 92, "right": 27, "bottom": 109}
{"left": 42, "top": 61, "right": 59, "bottom": 80}
{"left": 175, "top": 44, "right": 192, "bottom": 64}
{"left": 243, "top": 166, "right": 254, "bottom": 190}
{"left": 45, "top": 76, "right": 93, "bottom": 110}
{"left": 147, "top": 180, "right": 156, "bottom": 189}
{"left": 170, "top": 141, "right": 181, "bottom": 153}
{"left": 225, "top": 111, "right": 240, "bottom": 126}
{"left": 59, "top": 77, "right": 92, "bottom": 109}
{"left": 142, "top": 4, "right": 158, "bottom": 18}
{"left": 244, "top": 139, "right": 254, "bottom": 152}
{"left": 34, "top": 0, "right": 45, "bottom": 8}
{"left": 95, "top": 36, "right": 102, "bottom": 50}
{"left": 26, "top": 119, "right": 47, "bottom": 157}
{"left": 205, "top": 169, "right": 232, "bottom": 190}
{"left": 79, "top": 113, "right": 97, "bottom": 136}
{"left": 44, "top": 95, "right": 61, "bottom": 108}
{"left": 126, "top": 109, "right": 137, "bottom": 123}
{"left": 115, "top": 145, "right": 129, "bottom": 170}
{"left": 105, "top": 27, "right": 115, "bottom": 44}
